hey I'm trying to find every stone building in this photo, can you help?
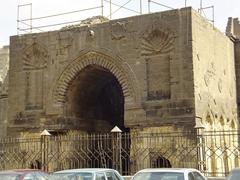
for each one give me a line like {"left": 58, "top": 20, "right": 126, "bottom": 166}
{"left": 0, "top": 45, "right": 9, "bottom": 137}
{"left": 1, "top": 7, "right": 240, "bottom": 174}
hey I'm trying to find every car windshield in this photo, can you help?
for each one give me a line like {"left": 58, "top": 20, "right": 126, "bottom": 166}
{"left": 131, "top": 172, "right": 184, "bottom": 180}
{"left": 0, "top": 174, "right": 21, "bottom": 180}
{"left": 49, "top": 172, "right": 93, "bottom": 180}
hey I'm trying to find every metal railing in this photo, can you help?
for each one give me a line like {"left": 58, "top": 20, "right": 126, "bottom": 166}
{"left": 0, "top": 130, "right": 239, "bottom": 176}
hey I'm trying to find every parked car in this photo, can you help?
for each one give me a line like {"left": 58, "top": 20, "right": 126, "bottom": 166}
{"left": 226, "top": 168, "right": 240, "bottom": 180}
{"left": 0, "top": 169, "right": 49, "bottom": 180}
{"left": 48, "top": 168, "right": 124, "bottom": 180}
{"left": 130, "top": 168, "right": 207, "bottom": 180}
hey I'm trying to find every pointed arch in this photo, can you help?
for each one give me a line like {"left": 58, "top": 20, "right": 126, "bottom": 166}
{"left": 53, "top": 51, "right": 138, "bottom": 106}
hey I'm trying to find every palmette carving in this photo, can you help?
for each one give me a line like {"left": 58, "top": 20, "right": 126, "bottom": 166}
{"left": 23, "top": 42, "right": 48, "bottom": 70}
{"left": 141, "top": 29, "right": 174, "bottom": 56}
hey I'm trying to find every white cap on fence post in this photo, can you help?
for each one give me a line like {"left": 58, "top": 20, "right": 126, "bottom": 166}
{"left": 40, "top": 129, "right": 51, "bottom": 136}
{"left": 111, "top": 126, "right": 122, "bottom": 133}
{"left": 194, "top": 121, "right": 205, "bottom": 129}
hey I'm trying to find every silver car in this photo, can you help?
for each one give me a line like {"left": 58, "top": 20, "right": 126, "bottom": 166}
{"left": 130, "top": 168, "right": 207, "bottom": 180}
{"left": 48, "top": 168, "right": 124, "bottom": 180}
{"left": 226, "top": 168, "right": 240, "bottom": 180}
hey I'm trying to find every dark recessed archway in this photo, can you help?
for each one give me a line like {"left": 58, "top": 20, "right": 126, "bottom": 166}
{"left": 65, "top": 65, "right": 125, "bottom": 133}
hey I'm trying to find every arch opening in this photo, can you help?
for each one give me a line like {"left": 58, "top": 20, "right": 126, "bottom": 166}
{"left": 65, "top": 65, "right": 126, "bottom": 133}
{"left": 151, "top": 155, "right": 172, "bottom": 168}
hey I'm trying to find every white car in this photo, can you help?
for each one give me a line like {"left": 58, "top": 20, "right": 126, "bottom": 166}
{"left": 130, "top": 168, "right": 207, "bottom": 180}
{"left": 48, "top": 168, "right": 124, "bottom": 180}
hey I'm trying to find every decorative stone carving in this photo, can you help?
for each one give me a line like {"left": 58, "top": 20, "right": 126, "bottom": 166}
{"left": 111, "top": 21, "right": 127, "bottom": 40}
{"left": 23, "top": 42, "right": 48, "bottom": 70}
{"left": 53, "top": 51, "right": 138, "bottom": 105}
{"left": 23, "top": 42, "right": 47, "bottom": 110}
{"left": 141, "top": 29, "right": 174, "bottom": 56}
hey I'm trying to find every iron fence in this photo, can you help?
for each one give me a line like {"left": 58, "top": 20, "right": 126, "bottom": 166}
{"left": 0, "top": 130, "right": 239, "bottom": 176}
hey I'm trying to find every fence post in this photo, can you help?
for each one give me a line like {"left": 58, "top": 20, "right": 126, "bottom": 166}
{"left": 111, "top": 126, "right": 122, "bottom": 174}
{"left": 194, "top": 121, "right": 206, "bottom": 173}
{"left": 40, "top": 129, "right": 51, "bottom": 172}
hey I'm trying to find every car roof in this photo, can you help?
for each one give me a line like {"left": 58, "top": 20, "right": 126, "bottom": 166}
{"left": 230, "top": 168, "right": 240, "bottom": 172}
{"left": 0, "top": 169, "right": 42, "bottom": 175}
{"left": 136, "top": 168, "right": 200, "bottom": 173}
{"left": 54, "top": 168, "right": 116, "bottom": 174}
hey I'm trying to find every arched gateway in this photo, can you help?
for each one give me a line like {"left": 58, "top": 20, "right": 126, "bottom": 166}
{"left": 5, "top": 8, "right": 240, "bottom": 175}
{"left": 54, "top": 51, "right": 138, "bottom": 132}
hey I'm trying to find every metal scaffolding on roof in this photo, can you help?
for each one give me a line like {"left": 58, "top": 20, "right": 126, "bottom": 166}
{"left": 17, "top": 0, "right": 215, "bottom": 35}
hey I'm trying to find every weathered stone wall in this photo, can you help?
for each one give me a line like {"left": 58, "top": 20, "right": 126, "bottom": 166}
{"left": 235, "top": 41, "right": 240, "bottom": 118}
{"left": 130, "top": 127, "right": 197, "bottom": 173}
{"left": 0, "top": 46, "right": 9, "bottom": 82}
{"left": 8, "top": 7, "right": 195, "bottom": 136}
{"left": 226, "top": 18, "right": 240, "bottom": 119}
{"left": 4, "top": 6, "right": 240, "bottom": 174}
{"left": 192, "top": 10, "right": 237, "bottom": 130}
{"left": 0, "top": 93, "right": 8, "bottom": 137}
{"left": 192, "top": 10, "right": 238, "bottom": 175}
{"left": 226, "top": 17, "right": 240, "bottom": 39}
{"left": 0, "top": 46, "right": 9, "bottom": 137}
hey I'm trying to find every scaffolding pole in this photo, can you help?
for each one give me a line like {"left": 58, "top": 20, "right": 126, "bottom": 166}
{"left": 101, "top": 0, "right": 104, "bottom": 16}
{"left": 140, "top": 0, "right": 142, "bottom": 14}
{"left": 17, "top": 3, "right": 32, "bottom": 35}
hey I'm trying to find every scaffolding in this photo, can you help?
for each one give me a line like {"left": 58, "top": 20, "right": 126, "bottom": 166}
{"left": 198, "top": 0, "right": 215, "bottom": 26}
{"left": 17, "top": 0, "right": 215, "bottom": 35}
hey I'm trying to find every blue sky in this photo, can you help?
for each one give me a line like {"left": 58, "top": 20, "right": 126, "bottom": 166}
{"left": 0, "top": 0, "right": 239, "bottom": 46}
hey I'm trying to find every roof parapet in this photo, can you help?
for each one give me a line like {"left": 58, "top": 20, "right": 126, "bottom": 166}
{"left": 226, "top": 17, "right": 240, "bottom": 40}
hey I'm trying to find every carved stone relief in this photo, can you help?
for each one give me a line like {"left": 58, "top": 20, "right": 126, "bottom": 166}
{"left": 23, "top": 42, "right": 48, "bottom": 110}
{"left": 141, "top": 27, "right": 174, "bottom": 100}
{"left": 111, "top": 21, "right": 127, "bottom": 40}
{"left": 23, "top": 42, "right": 48, "bottom": 70}
{"left": 141, "top": 29, "right": 174, "bottom": 56}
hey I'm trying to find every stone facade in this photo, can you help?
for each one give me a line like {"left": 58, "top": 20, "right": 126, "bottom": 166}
{"left": 1, "top": 7, "right": 240, "bottom": 173}
{"left": 6, "top": 7, "right": 239, "bottom": 133}
{"left": 0, "top": 46, "right": 9, "bottom": 82}
{"left": 228, "top": 18, "right": 240, "bottom": 119}
{"left": 8, "top": 7, "right": 197, "bottom": 136}
{"left": 7, "top": 8, "right": 239, "bottom": 134}
{"left": 0, "top": 46, "right": 9, "bottom": 137}
{"left": 193, "top": 14, "right": 238, "bottom": 131}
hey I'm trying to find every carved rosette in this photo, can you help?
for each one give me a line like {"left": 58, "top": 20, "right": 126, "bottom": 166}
{"left": 141, "top": 29, "right": 174, "bottom": 56}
